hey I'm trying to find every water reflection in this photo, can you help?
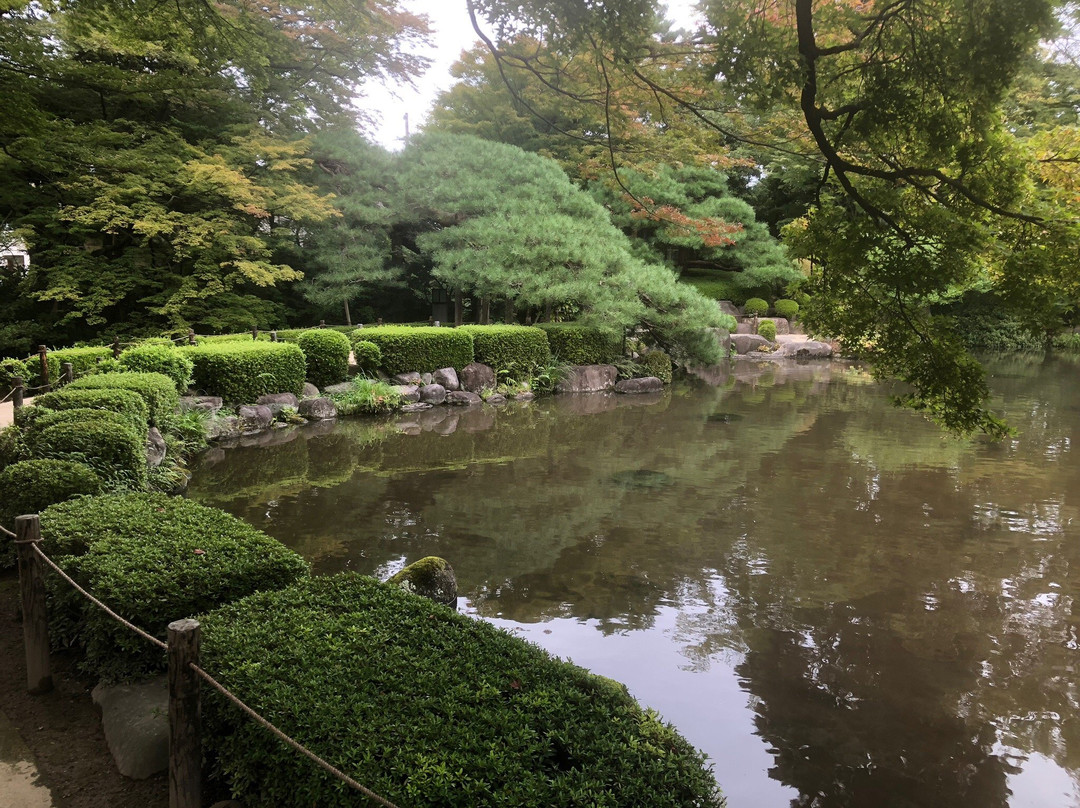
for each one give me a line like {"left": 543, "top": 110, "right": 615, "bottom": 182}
{"left": 188, "top": 356, "right": 1080, "bottom": 807}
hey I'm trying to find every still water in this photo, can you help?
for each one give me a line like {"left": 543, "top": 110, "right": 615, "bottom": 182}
{"left": 188, "top": 357, "right": 1080, "bottom": 808}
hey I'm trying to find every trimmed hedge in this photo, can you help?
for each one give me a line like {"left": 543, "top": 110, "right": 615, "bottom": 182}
{"left": 199, "top": 574, "right": 722, "bottom": 808}
{"left": 25, "top": 346, "right": 113, "bottom": 386}
{"left": 757, "top": 320, "right": 777, "bottom": 341}
{"left": 67, "top": 372, "right": 179, "bottom": 425}
{"left": 28, "top": 408, "right": 146, "bottom": 443}
{"left": 352, "top": 327, "right": 473, "bottom": 374}
{"left": 773, "top": 299, "right": 799, "bottom": 320}
{"left": 742, "top": 298, "right": 769, "bottom": 317}
{"left": 641, "top": 351, "right": 673, "bottom": 384}
{"left": 0, "top": 459, "right": 102, "bottom": 567}
{"left": 352, "top": 340, "right": 382, "bottom": 372}
{"left": 536, "top": 323, "right": 620, "bottom": 365}
{"left": 40, "top": 493, "right": 309, "bottom": 682}
{"left": 459, "top": 326, "right": 550, "bottom": 374}
{"left": 296, "top": 330, "right": 350, "bottom": 388}
{"left": 181, "top": 342, "right": 306, "bottom": 402}
{"left": 33, "top": 388, "right": 150, "bottom": 434}
{"left": 119, "top": 344, "right": 194, "bottom": 393}
{"left": 32, "top": 413, "right": 147, "bottom": 487}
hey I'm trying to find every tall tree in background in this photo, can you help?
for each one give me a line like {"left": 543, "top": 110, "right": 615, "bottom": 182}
{"left": 0, "top": 0, "right": 428, "bottom": 352}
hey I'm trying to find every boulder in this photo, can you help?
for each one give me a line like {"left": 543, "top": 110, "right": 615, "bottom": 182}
{"left": 400, "top": 402, "right": 433, "bottom": 413}
{"left": 485, "top": 393, "right": 507, "bottom": 405}
{"left": 301, "top": 382, "right": 320, "bottom": 398}
{"left": 323, "top": 382, "right": 353, "bottom": 395}
{"left": 179, "top": 395, "right": 223, "bottom": 414}
{"left": 446, "top": 390, "right": 483, "bottom": 406}
{"left": 419, "top": 383, "right": 447, "bottom": 405}
{"left": 512, "top": 391, "right": 535, "bottom": 401}
{"left": 421, "top": 373, "right": 433, "bottom": 385}
{"left": 555, "top": 364, "right": 617, "bottom": 393}
{"left": 206, "top": 416, "right": 241, "bottom": 441}
{"left": 460, "top": 362, "right": 496, "bottom": 393}
{"left": 257, "top": 392, "right": 299, "bottom": 408}
{"left": 433, "top": 367, "right": 460, "bottom": 391}
{"left": 392, "top": 371, "right": 423, "bottom": 386}
{"left": 92, "top": 677, "right": 169, "bottom": 779}
{"left": 731, "top": 334, "right": 771, "bottom": 355}
{"left": 387, "top": 556, "right": 457, "bottom": 608}
{"left": 615, "top": 377, "right": 664, "bottom": 394}
{"left": 145, "top": 427, "right": 167, "bottom": 468}
{"left": 237, "top": 404, "right": 273, "bottom": 433}
{"left": 393, "top": 385, "right": 420, "bottom": 403}
{"left": 297, "top": 397, "right": 337, "bottom": 420}
{"left": 718, "top": 300, "right": 741, "bottom": 318}
{"left": 777, "top": 340, "right": 833, "bottom": 359}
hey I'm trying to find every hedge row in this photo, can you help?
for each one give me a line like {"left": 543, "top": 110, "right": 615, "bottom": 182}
{"left": 118, "top": 344, "right": 194, "bottom": 393}
{"left": 352, "top": 326, "right": 474, "bottom": 374}
{"left": 536, "top": 323, "right": 620, "bottom": 365}
{"left": 67, "top": 372, "right": 179, "bottom": 425}
{"left": 181, "top": 342, "right": 306, "bottom": 402}
{"left": 459, "top": 325, "right": 550, "bottom": 374}
{"left": 200, "top": 574, "right": 722, "bottom": 808}
{"left": 296, "top": 330, "right": 350, "bottom": 388}
{"left": 40, "top": 493, "right": 309, "bottom": 682}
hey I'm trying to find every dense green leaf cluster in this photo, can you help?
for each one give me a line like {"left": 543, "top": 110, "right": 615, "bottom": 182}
{"left": 773, "top": 300, "right": 799, "bottom": 321}
{"left": 641, "top": 351, "right": 673, "bottom": 384}
{"left": 18, "top": 347, "right": 114, "bottom": 387}
{"left": 32, "top": 388, "right": 149, "bottom": 434}
{"left": 181, "top": 343, "right": 306, "bottom": 402}
{"left": 32, "top": 414, "right": 146, "bottom": 487}
{"left": 118, "top": 345, "right": 194, "bottom": 393}
{"left": 536, "top": 324, "right": 621, "bottom": 365}
{"left": 458, "top": 325, "right": 550, "bottom": 373}
{"left": 295, "top": 330, "right": 350, "bottom": 388}
{"left": 199, "top": 573, "right": 723, "bottom": 808}
{"left": 67, "top": 372, "right": 179, "bottom": 425}
{"left": 352, "top": 340, "right": 382, "bottom": 372}
{"left": 742, "top": 299, "right": 769, "bottom": 317}
{"left": 757, "top": 320, "right": 777, "bottom": 342}
{"left": 352, "top": 327, "right": 473, "bottom": 374}
{"left": 39, "top": 493, "right": 309, "bottom": 682}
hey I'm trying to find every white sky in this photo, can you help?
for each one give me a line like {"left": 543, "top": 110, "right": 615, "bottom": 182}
{"left": 361, "top": 0, "right": 703, "bottom": 150}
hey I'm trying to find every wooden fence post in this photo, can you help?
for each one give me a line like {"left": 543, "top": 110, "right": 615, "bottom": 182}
{"left": 187, "top": 329, "right": 195, "bottom": 346}
{"left": 12, "top": 376, "right": 24, "bottom": 409}
{"left": 112, "top": 336, "right": 121, "bottom": 359}
{"left": 319, "top": 320, "right": 326, "bottom": 329}
{"left": 61, "top": 362, "right": 73, "bottom": 385}
{"left": 168, "top": 618, "right": 202, "bottom": 808}
{"left": 270, "top": 330, "right": 277, "bottom": 342}
{"left": 15, "top": 515, "right": 52, "bottom": 695}
{"left": 251, "top": 327, "right": 259, "bottom": 341}
{"left": 37, "top": 346, "right": 49, "bottom": 392}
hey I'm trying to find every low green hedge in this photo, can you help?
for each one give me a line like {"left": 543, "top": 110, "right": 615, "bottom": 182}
{"left": 199, "top": 574, "right": 721, "bottom": 808}
{"left": 352, "top": 327, "right": 473, "bottom": 374}
{"left": 181, "top": 342, "right": 306, "bottom": 402}
{"left": 32, "top": 388, "right": 150, "bottom": 433}
{"left": 40, "top": 493, "right": 309, "bottom": 682}
{"left": 352, "top": 340, "right": 382, "bottom": 372}
{"left": 32, "top": 413, "right": 147, "bottom": 487}
{"left": 28, "top": 408, "right": 146, "bottom": 443}
{"left": 119, "top": 344, "right": 194, "bottom": 393}
{"left": 459, "top": 326, "right": 550, "bottom": 374}
{"left": 67, "top": 372, "right": 179, "bottom": 425}
{"left": 0, "top": 459, "right": 102, "bottom": 567}
{"left": 641, "top": 351, "right": 673, "bottom": 384}
{"left": 24, "top": 346, "right": 114, "bottom": 387}
{"left": 536, "top": 323, "right": 620, "bottom": 365}
{"left": 296, "top": 330, "right": 350, "bottom": 388}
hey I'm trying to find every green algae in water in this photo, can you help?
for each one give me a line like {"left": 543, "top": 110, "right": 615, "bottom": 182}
{"left": 609, "top": 469, "right": 674, "bottom": 489}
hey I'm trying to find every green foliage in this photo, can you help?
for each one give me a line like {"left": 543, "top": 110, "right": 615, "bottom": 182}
{"left": 352, "top": 340, "right": 382, "bottom": 372}
{"left": 328, "top": 378, "right": 402, "bottom": 415}
{"left": 773, "top": 299, "right": 800, "bottom": 320}
{"left": 458, "top": 325, "right": 550, "bottom": 373}
{"left": 67, "top": 372, "right": 179, "bottom": 425}
{"left": 182, "top": 343, "right": 306, "bottom": 402}
{"left": 0, "top": 427, "right": 29, "bottom": 473}
{"left": 1, "top": 358, "right": 29, "bottom": 389}
{"left": 351, "top": 327, "right": 473, "bottom": 374}
{"left": 31, "top": 388, "right": 150, "bottom": 434}
{"left": 536, "top": 323, "right": 621, "bottom": 365}
{"left": 641, "top": 351, "right": 673, "bottom": 384}
{"left": 119, "top": 345, "right": 194, "bottom": 393}
{"left": 1052, "top": 332, "right": 1080, "bottom": 353}
{"left": 28, "top": 407, "right": 146, "bottom": 443}
{"left": 39, "top": 493, "right": 309, "bottom": 682}
{"left": 743, "top": 298, "right": 769, "bottom": 317}
{"left": 0, "top": 460, "right": 102, "bottom": 567}
{"left": 296, "top": 330, "right": 351, "bottom": 388}
{"left": 32, "top": 414, "right": 147, "bottom": 487}
{"left": 757, "top": 320, "right": 777, "bottom": 341}
{"left": 199, "top": 573, "right": 723, "bottom": 808}
{"left": 17, "top": 347, "right": 114, "bottom": 387}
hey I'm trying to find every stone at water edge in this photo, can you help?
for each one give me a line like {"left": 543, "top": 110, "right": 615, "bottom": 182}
{"left": 615, "top": 377, "right": 663, "bottom": 394}
{"left": 433, "top": 367, "right": 460, "bottom": 391}
{"left": 323, "top": 382, "right": 353, "bottom": 395}
{"left": 731, "top": 333, "right": 771, "bottom": 355}
{"left": 419, "top": 383, "right": 447, "bottom": 405}
{"left": 237, "top": 404, "right": 273, "bottom": 433}
{"left": 555, "top": 365, "right": 617, "bottom": 393}
{"left": 777, "top": 340, "right": 833, "bottom": 358}
{"left": 446, "top": 390, "right": 482, "bottom": 406}
{"left": 421, "top": 372, "right": 434, "bottom": 385}
{"left": 392, "top": 371, "right": 423, "bottom": 386}
{"left": 485, "top": 393, "right": 507, "bottom": 405}
{"left": 207, "top": 415, "right": 241, "bottom": 440}
{"left": 388, "top": 556, "right": 458, "bottom": 608}
{"left": 460, "top": 362, "right": 495, "bottom": 393}
{"left": 301, "top": 382, "right": 320, "bottom": 398}
{"left": 256, "top": 392, "right": 299, "bottom": 408}
{"left": 393, "top": 385, "right": 421, "bottom": 403}
{"left": 400, "top": 402, "right": 433, "bottom": 413}
{"left": 146, "top": 426, "right": 166, "bottom": 468}
{"left": 179, "top": 395, "right": 223, "bottom": 414}
{"left": 298, "top": 397, "right": 337, "bottom": 420}
{"left": 92, "top": 677, "right": 169, "bottom": 779}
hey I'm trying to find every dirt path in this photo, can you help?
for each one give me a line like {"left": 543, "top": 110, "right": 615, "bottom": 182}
{"left": 0, "top": 398, "right": 32, "bottom": 431}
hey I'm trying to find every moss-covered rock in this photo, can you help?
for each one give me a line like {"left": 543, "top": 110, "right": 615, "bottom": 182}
{"left": 388, "top": 556, "right": 458, "bottom": 607}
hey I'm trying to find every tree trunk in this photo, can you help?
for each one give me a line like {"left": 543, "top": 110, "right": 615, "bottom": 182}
{"left": 504, "top": 298, "right": 514, "bottom": 324}
{"left": 343, "top": 298, "right": 352, "bottom": 326}
{"left": 480, "top": 297, "right": 491, "bottom": 325}
{"left": 454, "top": 290, "right": 463, "bottom": 327}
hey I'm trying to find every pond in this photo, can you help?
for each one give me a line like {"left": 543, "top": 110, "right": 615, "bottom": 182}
{"left": 187, "top": 356, "right": 1080, "bottom": 808}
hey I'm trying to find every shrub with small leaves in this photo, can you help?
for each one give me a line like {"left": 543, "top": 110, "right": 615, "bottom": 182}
{"left": 351, "top": 327, "right": 473, "bottom": 374}
{"left": 757, "top": 320, "right": 777, "bottom": 341}
{"left": 119, "top": 345, "right": 194, "bottom": 393}
{"left": 33, "top": 388, "right": 150, "bottom": 434}
{"left": 352, "top": 340, "right": 382, "bottom": 372}
{"left": 26, "top": 346, "right": 114, "bottom": 387}
{"left": 296, "top": 330, "right": 350, "bottom": 388}
{"left": 459, "top": 325, "right": 550, "bottom": 374}
{"left": 181, "top": 342, "right": 306, "bottom": 403}
{"left": 641, "top": 351, "right": 673, "bottom": 384}
{"left": 743, "top": 298, "right": 769, "bottom": 317}
{"left": 31, "top": 412, "right": 146, "bottom": 487}
{"left": 67, "top": 372, "right": 179, "bottom": 425}
{"left": 39, "top": 493, "right": 309, "bottom": 682}
{"left": 535, "top": 323, "right": 620, "bottom": 365}
{"left": 773, "top": 299, "right": 799, "bottom": 320}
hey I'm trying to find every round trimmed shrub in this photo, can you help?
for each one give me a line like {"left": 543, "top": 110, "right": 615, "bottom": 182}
{"left": 0, "top": 426, "right": 29, "bottom": 473}
{"left": 757, "top": 320, "right": 777, "bottom": 341}
{"left": 535, "top": 323, "right": 620, "bottom": 365}
{"left": 67, "top": 372, "right": 179, "bottom": 425}
{"left": 641, "top": 351, "right": 673, "bottom": 384}
{"left": 181, "top": 342, "right": 306, "bottom": 402}
{"left": 459, "top": 325, "right": 550, "bottom": 373}
{"left": 352, "top": 340, "right": 382, "bottom": 372}
{"left": 28, "top": 408, "right": 146, "bottom": 446}
{"left": 0, "top": 459, "right": 102, "bottom": 567}
{"left": 743, "top": 298, "right": 769, "bottom": 317}
{"left": 33, "top": 413, "right": 146, "bottom": 487}
{"left": 773, "top": 299, "right": 799, "bottom": 320}
{"left": 351, "top": 327, "right": 473, "bottom": 374}
{"left": 33, "top": 388, "right": 150, "bottom": 433}
{"left": 199, "top": 574, "right": 722, "bottom": 808}
{"left": 119, "top": 344, "right": 194, "bottom": 393}
{"left": 39, "top": 493, "right": 309, "bottom": 682}
{"left": 1, "top": 357, "right": 28, "bottom": 389}
{"left": 296, "top": 330, "right": 350, "bottom": 388}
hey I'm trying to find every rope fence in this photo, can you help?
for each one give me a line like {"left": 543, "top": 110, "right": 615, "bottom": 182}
{"left": 10, "top": 514, "right": 402, "bottom": 808}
